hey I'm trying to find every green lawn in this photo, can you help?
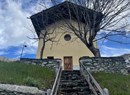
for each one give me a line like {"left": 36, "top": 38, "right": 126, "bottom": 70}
{"left": 0, "top": 61, "right": 55, "bottom": 90}
{"left": 92, "top": 72, "right": 130, "bottom": 95}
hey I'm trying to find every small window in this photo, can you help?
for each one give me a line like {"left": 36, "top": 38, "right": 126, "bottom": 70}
{"left": 47, "top": 56, "right": 54, "bottom": 60}
{"left": 64, "top": 34, "right": 71, "bottom": 41}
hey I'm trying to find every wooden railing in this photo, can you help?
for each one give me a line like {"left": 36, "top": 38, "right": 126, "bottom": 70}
{"left": 50, "top": 65, "right": 62, "bottom": 95}
{"left": 80, "top": 63, "right": 109, "bottom": 95}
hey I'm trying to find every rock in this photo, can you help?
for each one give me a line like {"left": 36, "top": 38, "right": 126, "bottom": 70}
{"left": 84, "top": 59, "right": 93, "bottom": 62}
{"left": 16, "top": 86, "right": 39, "bottom": 94}
{"left": 0, "top": 84, "right": 45, "bottom": 94}
{"left": 47, "top": 89, "right": 51, "bottom": 95}
{"left": 121, "top": 69, "right": 128, "bottom": 75}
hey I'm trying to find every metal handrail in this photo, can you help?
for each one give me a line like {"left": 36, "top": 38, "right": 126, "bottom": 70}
{"left": 80, "top": 63, "right": 109, "bottom": 95}
{"left": 50, "top": 66, "right": 62, "bottom": 95}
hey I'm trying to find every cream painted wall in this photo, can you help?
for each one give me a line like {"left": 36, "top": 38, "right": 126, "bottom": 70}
{"left": 36, "top": 20, "right": 96, "bottom": 68}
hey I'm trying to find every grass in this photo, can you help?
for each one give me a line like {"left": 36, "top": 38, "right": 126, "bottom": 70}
{"left": 0, "top": 61, "right": 56, "bottom": 90}
{"left": 92, "top": 72, "right": 130, "bottom": 95}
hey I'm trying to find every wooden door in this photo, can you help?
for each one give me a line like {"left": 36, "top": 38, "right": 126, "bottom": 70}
{"left": 64, "top": 56, "right": 73, "bottom": 70}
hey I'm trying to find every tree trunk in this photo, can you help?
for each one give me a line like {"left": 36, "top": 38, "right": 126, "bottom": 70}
{"left": 40, "top": 38, "right": 46, "bottom": 59}
{"left": 40, "top": 44, "right": 45, "bottom": 59}
{"left": 89, "top": 45, "right": 101, "bottom": 57}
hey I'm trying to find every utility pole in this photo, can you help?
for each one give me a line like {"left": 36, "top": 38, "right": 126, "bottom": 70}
{"left": 20, "top": 43, "right": 27, "bottom": 59}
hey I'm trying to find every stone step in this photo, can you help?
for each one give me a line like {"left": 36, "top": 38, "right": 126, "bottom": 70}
{"left": 60, "top": 86, "right": 89, "bottom": 92}
{"left": 58, "top": 89, "right": 90, "bottom": 94}
{"left": 58, "top": 70, "right": 92, "bottom": 95}
{"left": 60, "top": 82, "right": 89, "bottom": 87}
{"left": 60, "top": 81, "right": 88, "bottom": 87}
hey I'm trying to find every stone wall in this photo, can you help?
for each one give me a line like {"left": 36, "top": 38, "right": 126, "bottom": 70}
{"left": 79, "top": 57, "right": 128, "bottom": 75}
{"left": 0, "top": 84, "right": 47, "bottom": 95}
{"left": 20, "top": 58, "right": 62, "bottom": 73}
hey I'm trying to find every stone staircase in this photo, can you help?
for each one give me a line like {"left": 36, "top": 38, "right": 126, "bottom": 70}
{"left": 58, "top": 70, "right": 92, "bottom": 95}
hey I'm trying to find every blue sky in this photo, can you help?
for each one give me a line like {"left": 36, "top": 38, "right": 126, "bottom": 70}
{"left": 0, "top": 0, "right": 130, "bottom": 59}
{"left": 98, "top": 33, "right": 130, "bottom": 56}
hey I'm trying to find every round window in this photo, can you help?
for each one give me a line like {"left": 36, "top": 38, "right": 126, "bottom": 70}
{"left": 64, "top": 34, "right": 71, "bottom": 41}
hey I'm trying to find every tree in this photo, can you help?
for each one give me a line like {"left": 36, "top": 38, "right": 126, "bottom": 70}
{"left": 30, "top": 6, "right": 57, "bottom": 59}
{"left": 30, "top": 27, "right": 57, "bottom": 59}
{"left": 50, "top": 0, "right": 130, "bottom": 57}
{"left": 29, "top": 0, "right": 61, "bottom": 59}
{"left": 31, "top": 0, "right": 130, "bottom": 57}
{"left": 39, "top": 28, "right": 57, "bottom": 59}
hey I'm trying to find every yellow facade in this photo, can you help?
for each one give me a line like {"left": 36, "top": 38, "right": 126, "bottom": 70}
{"left": 36, "top": 20, "right": 96, "bottom": 68}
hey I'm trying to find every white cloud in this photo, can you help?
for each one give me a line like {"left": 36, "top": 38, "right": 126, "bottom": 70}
{"left": 100, "top": 45, "right": 130, "bottom": 57}
{"left": 0, "top": 0, "right": 38, "bottom": 55}
{"left": 0, "top": 0, "right": 59, "bottom": 57}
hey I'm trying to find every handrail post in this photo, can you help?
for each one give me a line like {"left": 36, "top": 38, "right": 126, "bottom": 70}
{"left": 103, "top": 88, "right": 109, "bottom": 95}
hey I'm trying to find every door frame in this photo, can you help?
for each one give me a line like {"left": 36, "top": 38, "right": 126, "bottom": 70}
{"left": 63, "top": 56, "right": 73, "bottom": 70}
